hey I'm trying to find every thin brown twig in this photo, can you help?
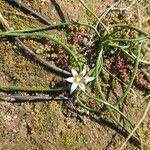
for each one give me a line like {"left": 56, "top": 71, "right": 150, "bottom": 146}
{"left": 10, "top": 0, "right": 50, "bottom": 25}
{"left": 100, "top": 0, "right": 122, "bottom": 20}
{"left": 111, "top": 1, "right": 136, "bottom": 15}
{"left": 0, "top": 93, "right": 70, "bottom": 102}
{"left": 135, "top": 0, "right": 142, "bottom": 29}
{"left": 95, "top": 0, "right": 122, "bottom": 28}
{"left": 124, "top": 0, "right": 135, "bottom": 12}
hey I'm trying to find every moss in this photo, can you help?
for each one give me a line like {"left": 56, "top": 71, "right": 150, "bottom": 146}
{"left": 64, "top": 136, "right": 73, "bottom": 148}
{"left": 76, "top": 134, "right": 82, "bottom": 143}
{"left": 62, "top": 130, "right": 85, "bottom": 149}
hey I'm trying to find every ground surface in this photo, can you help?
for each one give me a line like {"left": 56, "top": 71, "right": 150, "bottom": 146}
{"left": 0, "top": 0, "right": 149, "bottom": 150}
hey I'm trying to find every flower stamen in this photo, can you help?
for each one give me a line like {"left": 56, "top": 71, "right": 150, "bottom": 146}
{"left": 74, "top": 75, "right": 83, "bottom": 84}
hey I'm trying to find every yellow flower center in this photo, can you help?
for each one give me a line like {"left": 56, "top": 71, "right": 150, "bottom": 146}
{"left": 74, "top": 75, "right": 83, "bottom": 84}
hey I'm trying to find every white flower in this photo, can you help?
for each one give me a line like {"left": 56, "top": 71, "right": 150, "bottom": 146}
{"left": 65, "top": 66, "right": 94, "bottom": 94}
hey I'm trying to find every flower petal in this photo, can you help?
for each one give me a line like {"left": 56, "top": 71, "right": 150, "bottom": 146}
{"left": 79, "top": 83, "right": 85, "bottom": 92}
{"left": 70, "top": 83, "right": 78, "bottom": 94}
{"left": 71, "top": 68, "right": 78, "bottom": 77}
{"left": 84, "top": 76, "right": 95, "bottom": 84}
{"left": 65, "top": 77, "right": 74, "bottom": 83}
{"left": 79, "top": 65, "right": 86, "bottom": 77}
